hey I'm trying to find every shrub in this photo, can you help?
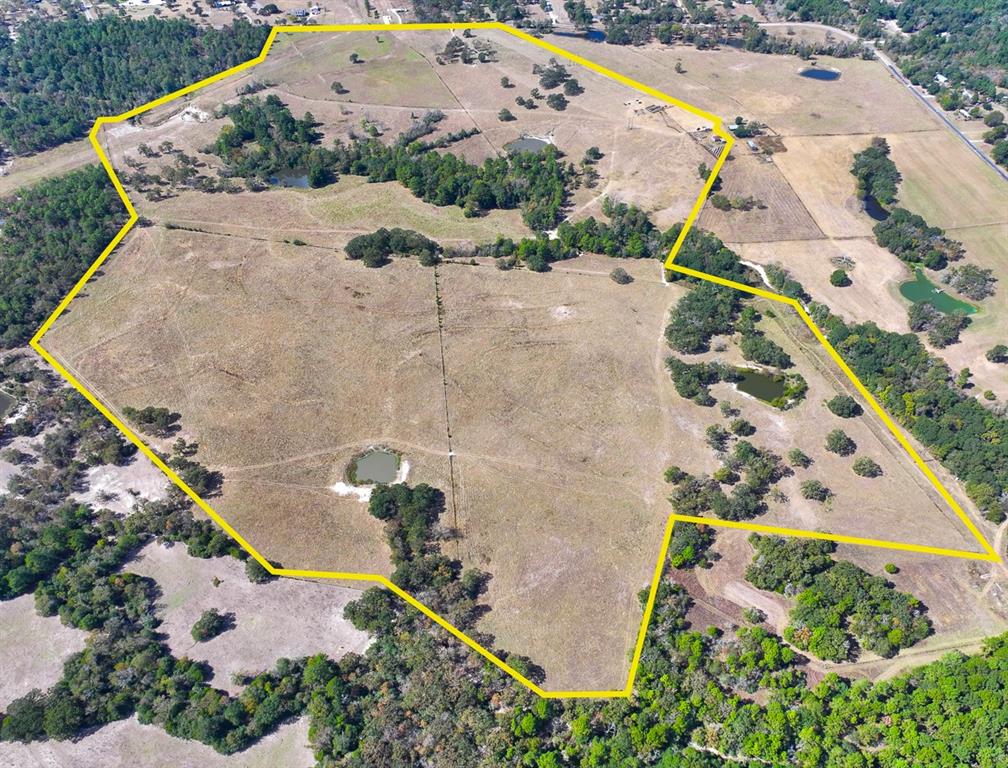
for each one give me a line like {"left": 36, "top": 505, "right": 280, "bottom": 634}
{"left": 609, "top": 267, "right": 632, "bottom": 284}
{"left": 852, "top": 456, "right": 882, "bottom": 477}
{"left": 829, "top": 268, "right": 851, "bottom": 287}
{"left": 787, "top": 448, "right": 812, "bottom": 468}
{"left": 191, "top": 608, "right": 232, "bottom": 642}
{"left": 825, "top": 394, "right": 862, "bottom": 418}
{"left": 825, "top": 429, "right": 856, "bottom": 456}
{"left": 884, "top": 563, "right": 899, "bottom": 574}
{"left": 986, "top": 344, "right": 1008, "bottom": 363}
{"left": 800, "top": 479, "right": 831, "bottom": 501}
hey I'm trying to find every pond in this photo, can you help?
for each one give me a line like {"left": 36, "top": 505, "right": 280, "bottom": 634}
{"left": 268, "top": 171, "right": 310, "bottom": 188}
{"left": 552, "top": 29, "right": 606, "bottom": 42}
{"left": 348, "top": 448, "right": 400, "bottom": 484}
{"left": 0, "top": 391, "right": 15, "bottom": 419}
{"left": 734, "top": 368, "right": 787, "bottom": 402}
{"left": 862, "top": 196, "right": 889, "bottom": 221}
{"left": 899, "top": 268, "right": 977, "bottom": 315}
{"left": 504, "top": 137, "right": 550, "bottom": 154}
{"left": 798, "top": 67, "right": 841, "bottom": 81}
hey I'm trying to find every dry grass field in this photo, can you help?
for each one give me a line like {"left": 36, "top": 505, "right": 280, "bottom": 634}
{"left": 39, "top": 28, "right": 1005, "bottom": 692}
{"left": 127, "top": 542, "right": 371, "bottom": 694}
{"left": 0, "top": 716, "right": 313, "bottom": 768}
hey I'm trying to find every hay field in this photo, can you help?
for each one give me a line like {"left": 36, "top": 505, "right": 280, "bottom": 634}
{"left": 127, "top": 542, "right": 370, "bottom": 694}
{"left": 45, "top": 220, "right": 703, "bottom": 691}
{"left": 541, "top": 37, "right": 1008, "bottom": 408}
{"left": 99, "top": 28, "right": 710, "bottom": 233}
{"left": 439, "top": 256, "right": 693, "bottom": 688}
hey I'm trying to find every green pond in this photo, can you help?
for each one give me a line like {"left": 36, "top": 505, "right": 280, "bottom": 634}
{"left": 899, "top": 268, "right": 977, "bottom": 315}
{"left": 734, "top": 369, "right": 787, "bottom": 402}
{"left": 350, "top": 448, "right": 399, "bottom": 484}
{"left": 0, "top": 391, "right": 14, "bottom": 419}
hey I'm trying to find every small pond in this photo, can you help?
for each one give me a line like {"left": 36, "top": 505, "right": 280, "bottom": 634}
{"left": 505, "top": 137, "right": 550, "bottom": 154}
{"left": 349, "top": 448, "right": 400, "bottom": 484}
{"left": 268, "top": 171, "right": 310, "bottom": 188}
{"left": 861, "top": 196, "right": 889, "bottom": 221}
{"left": 798, "top": 67, "right": 841, "bottom": 81}
{"left": 552, "top": 29, "right": 606, "bottom": 42}
{"left": 899, "top": 268, "right": 977, "bottom": 315}
{"left": 734, "top": 368, "right": 787, "bottom": 402}
{"left": 0, "top": 391, "right": 15, "bottom": 419}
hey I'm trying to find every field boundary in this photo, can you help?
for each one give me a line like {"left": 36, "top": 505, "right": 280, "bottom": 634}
{"left": 29, "top": 22, "right": 1000, "bottom": 699}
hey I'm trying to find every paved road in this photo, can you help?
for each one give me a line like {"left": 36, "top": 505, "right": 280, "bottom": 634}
{"left": 759, "top": 21, "right": 1008, "bottom": 182}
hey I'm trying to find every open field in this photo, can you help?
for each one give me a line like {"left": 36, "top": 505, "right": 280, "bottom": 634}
{"left": 0, "top": 595, "right": 87, "bottom": 709}
{"left": 99, "top": 29, "right": 711, "bottom": 231}
{"left": 0, "top": 138, "right": 95, "bottom": 197}
{"left": 128, "top": 542, "right": 370, "bottom": 694}
{"left": 38, "top": 28, "right": 1004, "bottom": 693}
{"left": 45, "top": 224, "right": 700, "bottom": 690}
{"left": 543, "top": 39, "right": 1008, "bottom": 408}
{"left": 0, "top": 716, "right": 313, "bottom": 768}
{"left": 670, "top": 297, "right": 989, "bottom": 554}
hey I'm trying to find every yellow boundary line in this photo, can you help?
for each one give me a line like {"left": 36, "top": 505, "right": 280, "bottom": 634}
{"left": 27, "top": 23, "right": 999, "bottom": 700}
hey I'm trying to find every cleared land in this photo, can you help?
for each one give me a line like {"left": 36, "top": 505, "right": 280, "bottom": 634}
{"left": 0, "top": 716, "right": 312, "bottom": 768}
{"left": 688, "top": 527, "right": 1008, "bottom": 682}
{"left": 0, "top": 595, "right": 87, "bottom": 710}
{"left": 127, "top": 542, "right": 371, "bottom": 694}
{"left": 555, "top": 37, "right": 1008, "bottom": 405}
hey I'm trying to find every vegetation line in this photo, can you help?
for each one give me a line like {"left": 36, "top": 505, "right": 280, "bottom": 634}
{"left": 432, "top": 264, "right": 461, "bottom": 556}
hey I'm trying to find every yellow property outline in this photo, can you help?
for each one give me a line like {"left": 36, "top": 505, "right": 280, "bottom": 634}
{"left": 28, "top": 22, "right": 1000, "bottom": 699}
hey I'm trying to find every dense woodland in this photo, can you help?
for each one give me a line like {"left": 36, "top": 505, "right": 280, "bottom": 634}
{"left": 0, "top": 166, "right": 125, "bottom": 347}
{"left": 0, "top": 18, "right": 269, "bottom": 155}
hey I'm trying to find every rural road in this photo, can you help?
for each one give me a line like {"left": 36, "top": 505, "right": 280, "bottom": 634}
{"left": 760, "top": 21, "right": 1008, "bottom": 183}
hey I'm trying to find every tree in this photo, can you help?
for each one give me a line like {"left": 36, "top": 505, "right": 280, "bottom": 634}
{"left": 609, "top": 267, "right": 632, "bottom": 284}
{"left": 330, "top": 81, "right": 347, "bottom": 94}
{"left": 729, "top": 418, "right": 755, "bottom": 436}
{"left": 955, "top": 367, "right": 971, "bottom": 389}
{"left": 498, "top": 108, "right": 516, "bottom": 122}
{"left": 986, "top": 344, "right": 1008, "bottom": 363}
{"left": 563, "top": 78, "right": 583, "bottom": 97}
{"left": 349, "top": 52, "right": 362, "bottom": 64}
{"left": 800, "top": 479, "right": 831, "bottom": 501}
{"left": 788, "top": 448, "right": 812, "bottom": 468}
{"left": 852, "top": 456, "right": 882, "bottom": 477}
{"left": 191, "top": 608, "right": 232, "bottom": 642}
{"left": 983, "top": 110, "right": 1004, "bottom": 127}
{"left": 825, "top": 429, "right": 856, "bottom": 456}
{"left": 500, "top": 76, "right": 513, "bottom": 88}
{"left": 546, "top": 93, "right": 568, "bottom": 111}
{"left": 245, "top": 558, "right": 274, "bottom": 584}
{"left": 829, "top": 268, "right": 851, "bottom": 287}
{"left": 585, "top": 146, "right": 603, "bottom": 163}
{"left": 825, "top": 394, "right": 862, "bottom": 418}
